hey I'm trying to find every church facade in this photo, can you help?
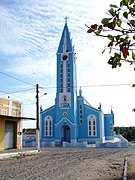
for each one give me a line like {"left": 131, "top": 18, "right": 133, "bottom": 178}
{"left": 40, "top": 22, "right": 114, "bottom": 147}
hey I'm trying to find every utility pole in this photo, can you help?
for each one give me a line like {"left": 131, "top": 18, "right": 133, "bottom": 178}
{"left": 36, "top": 84, "right": 40, "bottom": 150}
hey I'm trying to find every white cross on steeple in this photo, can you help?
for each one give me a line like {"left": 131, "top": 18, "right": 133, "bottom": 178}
{"left": 64, "top": 16, "right": 69, "bottom": 24}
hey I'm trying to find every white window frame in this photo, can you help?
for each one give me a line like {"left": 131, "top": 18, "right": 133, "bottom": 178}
{"left": 44, "top": 115, "right": 53, "bottom": 137}
{"left": 13, "top": 111, "right": 18, "bottom": 116}
{"left": 2, "top": 109, "right": 7, "bottom": 115}
{"left": 87, "top": 114, "right": 97, "bottom": 136}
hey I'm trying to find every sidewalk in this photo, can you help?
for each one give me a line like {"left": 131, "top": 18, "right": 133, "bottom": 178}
{"left": 0, "top": 148, "right": 40, "bottom": 159}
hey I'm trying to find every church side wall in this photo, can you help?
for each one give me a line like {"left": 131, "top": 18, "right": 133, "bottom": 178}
{"left": 77, "top": 96, "right": 84, "bottom": 140}
{"left": 104, "top": 114, "right": 114, "bottom": 140}
{"left": 77, "top": 103, "right": 101, "bottom": 143}
{"left": 40, "top": 106, "right": 56, "bottom": 143}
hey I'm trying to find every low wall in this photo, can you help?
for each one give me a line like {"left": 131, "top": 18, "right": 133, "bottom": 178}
{"left": 63, "top": 141, "right": 87, "bottom": 148}
{"left": 96, "top": 135, "right": 130, "bottom": 148}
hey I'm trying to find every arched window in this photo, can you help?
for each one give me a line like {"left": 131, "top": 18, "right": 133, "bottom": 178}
{"left": 87, "top": 114, "right": 97, "bottom": 136}
{"left": 44, "top": 115, "right": 53, "bottom": 136}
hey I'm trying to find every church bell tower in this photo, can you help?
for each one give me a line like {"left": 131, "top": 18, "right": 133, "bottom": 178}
{"left": 55, "top": 19, "right": 77, "bottom": 140}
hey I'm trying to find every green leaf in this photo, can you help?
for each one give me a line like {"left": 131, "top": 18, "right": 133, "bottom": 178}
{"left": 108, "top": 59, "right": 113, "bottom": 65}
{"left": 87, "top": 29, "right": 94, "bottom": 33}
{"left": 107, "top": 23, "right": 115, "bottom": 30}
{"left": 108, "top": 8, "right": 115, "bottom": 16}
{"left": 121, "top": 0, "right": 129, "bottom": 6}
{"left": 132, "top": 51, "right": 135, "bottom": 60}
{"left": 115, "top": 35, "right": 120, "bottom": 41}
{"left": 118, "top": 62, "right": 122, "bottom": 67}
{"left": 95, "top": 30, "right": 102, "bottom": 35}
{"left": 117, "top": 20, "right": 122, "bottom": 27}
{"left": 123, "top": 11, "right": 128, "bottom": 19}
{"left": 108, "top": 54, "right": 122, "bottom": 68}
{"left": 120, "top": 0, "right": 124, "bottom": 6}
{"left": 107, "top": 34, "right": 114, "bottom": 41}
{"left": 124, "top": 0, "right": 129, "bottom": 5}
{"left": 120, "top": 38, "right": 124, "bottom": 42}
{"left": 129, "top": 0, "right": 134, "bottom": 4}
{"left": 110, "top": 4, "right": 118, "bottom": 8}
{"left": 130, "top": 20, "right": 135, "bottom": 27}
{"left": 120, "top": 0, "right": 129, "bottom": 6}
{"left": 133, "top": 35, "right": 135, "bottom": 40}
{"left": 101, "top": 18, "right": 111, "bottom": 25}
{"left": 115, "top": 52, "right": 121, "bottom": 59}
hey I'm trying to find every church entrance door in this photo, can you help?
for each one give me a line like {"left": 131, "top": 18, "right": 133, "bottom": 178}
{"left": 61, "top": 125, "right": 70, "bottom": 143}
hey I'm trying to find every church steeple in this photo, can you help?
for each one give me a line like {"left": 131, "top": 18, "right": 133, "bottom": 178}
{"left": 56, "top": 20, "right": 77, "bottom": 109}
{"left": 57, "top": 21, "right": 73, "bottom": 54}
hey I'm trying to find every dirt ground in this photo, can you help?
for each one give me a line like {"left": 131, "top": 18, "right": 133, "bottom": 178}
{"left": 0, "top": 146, "right": 135, "bottom": 180}
{"left": 127, "top": 155, "right": 135, "bottom": 180}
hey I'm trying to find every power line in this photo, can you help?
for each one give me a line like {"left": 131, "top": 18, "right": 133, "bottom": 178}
{"left": 41, "top": 83, "right": 132, "bottom": 89}
{"left": 79, "top": 83, "right": 132, "bottom": 88}
{"left": 23, "top": 102, "right": 36, "bottom": 106}
{"left": 23, "top": 87, "right": 36, "bottom": 106}
{"left": 0, "top": 71, "right": 132, "bottom": 89}
{"left": 0, "top": 89, "right": 35, "bottom": 103}
{"left": 0, "top": 71, "right": 34, "bottom": 86}
{"left": 0, "top": 88, "right": 34, "bottom": 96}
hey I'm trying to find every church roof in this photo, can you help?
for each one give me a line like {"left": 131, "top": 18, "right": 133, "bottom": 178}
{"left": 57, "top": 22, "right": 73, "bottom": 53}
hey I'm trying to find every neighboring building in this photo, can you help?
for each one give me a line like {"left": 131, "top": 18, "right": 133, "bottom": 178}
{"left": 22, "top": 129, "right": 36, "bottom": 147}
{"left": 40, "top": 21, "right": 114, "bottom": 148}
{"left": 0, "top": 97, "right": 22, "bottom": 150}
{"left": 0, "top": 97, "right": 22, "bottom": 117}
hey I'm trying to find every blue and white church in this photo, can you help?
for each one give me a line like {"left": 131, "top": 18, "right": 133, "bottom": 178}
{"left": 40, "top": 21, "right": 115, "bottom": 148}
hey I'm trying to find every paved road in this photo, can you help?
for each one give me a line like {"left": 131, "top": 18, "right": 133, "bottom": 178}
{"left": 0, "top": 147, "right": 135, "bottom": 180}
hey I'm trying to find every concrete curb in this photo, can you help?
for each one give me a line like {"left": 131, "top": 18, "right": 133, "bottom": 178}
{"left": 123, "top": 157, "right": 128, "bottom": 180}
{"left": 0, "top": 150, "right": 40, "bottom": 159}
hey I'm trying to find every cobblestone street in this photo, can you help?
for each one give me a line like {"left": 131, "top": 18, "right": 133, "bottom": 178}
{"left": 0, "top": 147, "right": 135, "bottom": 180}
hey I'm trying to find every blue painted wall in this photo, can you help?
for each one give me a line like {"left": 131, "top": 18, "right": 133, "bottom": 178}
{"left": 40, "top": 106, "right": 56, "bottom": 142}
{"left": 104, "top": 110, "right": 114, "bottom": 140}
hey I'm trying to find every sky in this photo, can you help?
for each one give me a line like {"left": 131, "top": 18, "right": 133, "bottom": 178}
{"left": 0, "top": 0, "right": 135, "bottom": 128}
